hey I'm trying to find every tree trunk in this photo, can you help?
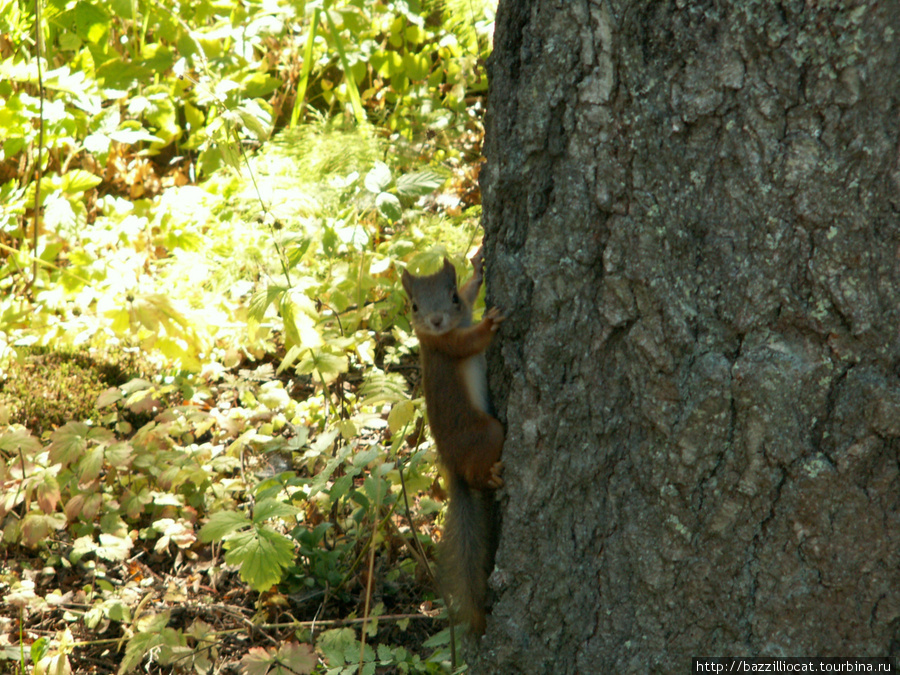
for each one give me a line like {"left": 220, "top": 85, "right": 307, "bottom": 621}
{"left": 479, "top": 1, "right": 900, "bottom": 672}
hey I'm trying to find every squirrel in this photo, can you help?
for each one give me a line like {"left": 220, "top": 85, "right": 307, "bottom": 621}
{"left": 401, "top": 247, "right": 505, "bottom": 635}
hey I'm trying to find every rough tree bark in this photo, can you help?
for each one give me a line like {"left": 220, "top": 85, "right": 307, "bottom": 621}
{"left": 478, "top": 1, "right": 900, "bottom": 673}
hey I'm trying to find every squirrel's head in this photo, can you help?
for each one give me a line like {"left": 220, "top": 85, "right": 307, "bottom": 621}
{"left": 401, "top": 258, "right": 463, "bottom": 335}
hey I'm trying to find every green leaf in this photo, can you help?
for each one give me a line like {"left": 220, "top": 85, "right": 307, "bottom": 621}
{"left": 118, "top": 612, "right": 173, "bottom": 675}
{"left": 375, "top": 192, "right": 402, "bottom": 222}
{"left": 198, "top": 510, "right": 251, "bottom": 542}
{"left": 236, "top": 100, "right": 272, "bottom": 142}
{"left": 241, "top": 647, "right": 277, "bottom": 675}
{"left": 241, "top": 73, "right": 283, "bottom": 99}
{"left": 184, "top": 102, "right": 204, "bottom": 130}
{"left": 317, "top": 628, "right": 356, "bottom": 667}
{"left": 0, "top": 427, "right": 41, "bottom": 454}
{"left": 404, "top": 24, "right": 426, "bottom": 45}
{"left": 290, "top": 6, "right": 319, "bottom": 126}
{"left": 224, "top": 525, "right": 295, "bottom": 591}
{"left": 96, "top": 57, "right": 152, "bottom": 92}
{"left": 21, "top": 513, "right": 67, "bottom": 547}
{"left": 106, "top": 442, "right": 133, "bottom": 468}
{"left": 240, "top": 644, "right": 317, "bottom": 675}
{"left": 364, "top": 162, "right": 392, "bottom": 193}
{"left": 295, "top": 349, "right": 349, "bottom": 381}
{"left": 323, "top": 9, "right": 366, "bottom": 125}
{"left": 62, "top": 169, "right": 102, "bottom": 193}
{"left": 95, "top": 387, "right": 123, "bottom": 409}
{"left": 252, "top": 498, "right": 301, "bottom": 524}
{"left": 395, "top": 169, "right": 446, "bottom": 197}
{"left": 249, "top": 285, "right": 287, "bottom": 323}
{"left": 58, "top": 1, "right": 109, "bottom": 44}
{"left": 387, "top": 400, "right": 415, "bottom": 434}
{"left": 78, "top": 446, "right": 105, "bottom": 484}
{"left": 48, "top": 422, "right": 91, "bottom": 468}
{"left": 352, "top": 447, "right": 381, "bottom": 468}
{"left": 30, "top": 637, "right": 49, "bottom": 664}
{"left": 401, "top": 52, "right": 430, "bottom": 81}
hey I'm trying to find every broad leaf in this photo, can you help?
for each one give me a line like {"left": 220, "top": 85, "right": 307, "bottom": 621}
{"left": 95, "top": 533, "right": 133, "bottom": 561}
{"left": 364, "top": 161, "right": 392, "bottom": 193}
{"left": 375, "top": 192, "right": 402, "bottom": 222}
{"left": 252, "top": 498, "right": 301, "bottom": 524}
{"left": 248, "top": 286, "right": 287, "bottom": 323}
{"left": 387, "top": 400, "right": 416, "bottom": 434}
{"left": 199, "top": 510, "right": 250, "bottom": 542}
{"left": 0, "top": 427, "right": 40, "bottom": 454}
{"left": 224, "top": 525, "right": 295, "bottom": 592}
{"left": 395, "top": 169, "right": 445, "bottom": 197}
{"left": 61, "top": 169, "right": 102, "bottom": 193}
{"left": 36, "top": 475, "right": 61, "bottom": 513}
{"left": 21, "top": 513, "right": 67, "bottom": 548}
{"left": 48, "top": 422, "right": 90, "bottom": 468}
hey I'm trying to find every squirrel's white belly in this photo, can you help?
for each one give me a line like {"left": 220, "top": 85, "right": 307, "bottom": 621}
{"left": 459, "top": 355, "right": 490, "bottom": 414}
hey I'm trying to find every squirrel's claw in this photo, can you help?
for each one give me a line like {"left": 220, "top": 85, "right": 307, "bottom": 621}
{"left": 487, "top": 461, "right": 504, "bottom": 489}
{"left": 470, "top": 246, "right": 485, "bottom": 270}
{"left": 485, "top": 306, "right": 506, "bottom": 329}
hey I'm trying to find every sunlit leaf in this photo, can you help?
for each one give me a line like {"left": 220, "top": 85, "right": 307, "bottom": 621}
{"left": 396, "top": 169, "right": 446, "bottom": 197}
{"left": 241, "top": 73, "right": 283, "bottom": 99}
{"left": 236, "top": 100, "right": 273, "bottom": 141}
{"left": 36, "top": 475, "right": 61, "bottom": 514}
{"left": 252, "top": 498, "right": 301, "bottom": 524}
{"left": 95, "top": 533, "right": 133, "bottom": 561}
{"left": 387, "top": 400, "right": 416, "bottom": 434}
{"left": 95, "top": 387, "right": 123, "bottom": 409}
{"left": 48, "top": 422, "right": 91, "bottom": 468}
{"left": 62, "top": 169, "right": 102, "bottom": 193}
{"left": 198, "top": 510, "right": 250, "bottom": 542}
{"left": 78, "top": 446, "right": 105, "bottom": 484}
{"left": 224, "top": 525, "right": 295, "bottom": 592}
{"left": 118, "top": 612, "right": 173, "bottom": 675}
{"left": 0, "top": 427, "right": 41, "bottom": 454}
{"left": 280, "top": 297, "right": 323, "bottom": 349}
{"left": 43, "top": 192, "right": 77, "bottom": 232}
{"left": 21, "top": 513, "right": 67, "bottom": 548}
{"left": 249, "top": 286, "right": 286, "bottom": 323}
{"left": 364, "top": 161, "right": 392, "bottom": 193}
{"left": 295, "top": 349, "right": 348, "bottom": 381}
{"left": 375, "top": 192, "right": 402, "bottom": 222}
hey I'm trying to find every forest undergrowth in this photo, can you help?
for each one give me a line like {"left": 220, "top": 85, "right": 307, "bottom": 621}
{"left": 0, "top": 0, "right": 497, "bottom": 672}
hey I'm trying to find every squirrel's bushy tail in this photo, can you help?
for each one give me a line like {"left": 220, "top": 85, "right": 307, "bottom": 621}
{"left": 440, "top": 475, "right": 499, "bottom": 635}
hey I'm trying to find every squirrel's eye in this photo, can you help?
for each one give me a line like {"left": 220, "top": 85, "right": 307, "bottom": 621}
{"left": 411, "top": 303, "right": 418, "bottom": 312}
{"left": 452, "top": 292, "right": 460, "bottom": 304}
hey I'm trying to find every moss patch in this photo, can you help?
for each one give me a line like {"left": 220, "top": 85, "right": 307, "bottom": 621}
{"left": 0, "top": 348, "right": 136, "bottom": 435}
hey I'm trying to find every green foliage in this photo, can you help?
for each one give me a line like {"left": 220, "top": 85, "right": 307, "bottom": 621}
{"left": 199, "top": 499, "right": 300, "bottom": 591}
{"left": 241, "top": 642, "right": 318, "bottom": 675}
{"left": 0, "top": 0, "right": 496, "bottom": 670}
{"left": 0, "top": 348, "right": 132, "bottom": 433}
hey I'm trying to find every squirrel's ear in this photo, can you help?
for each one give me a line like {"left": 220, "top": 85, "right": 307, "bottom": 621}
{"left": 442, "top": 257, "right": 456, "bottom": 281}
{"left": 401, "top": 268, "right": 412, "bottom": 295}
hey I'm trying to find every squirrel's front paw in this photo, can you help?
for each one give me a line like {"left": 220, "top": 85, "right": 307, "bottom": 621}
{"left": 470, "top": 246, "right": 485, "bottom": 272}
{"left": 487, "top": 461, "right": 504, "bottom": 489}
{"left": 485, "top": 307, "right": 506, "bottom": 331}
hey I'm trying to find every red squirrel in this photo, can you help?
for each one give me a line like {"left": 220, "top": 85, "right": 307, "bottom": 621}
{"left": 401, "top": 247, "right": 505, "bottom": 635}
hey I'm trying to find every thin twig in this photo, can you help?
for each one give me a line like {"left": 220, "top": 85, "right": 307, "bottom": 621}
{"left": 30, "top": 0, "right": 45, "bottom": 294}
